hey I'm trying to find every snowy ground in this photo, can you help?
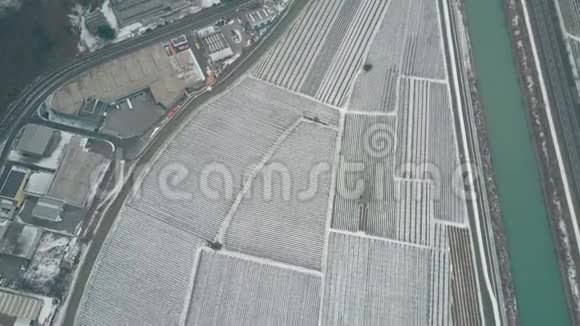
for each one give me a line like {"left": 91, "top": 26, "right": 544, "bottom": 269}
{"left": 101, "top": 0, "right": 118, "bottom": 30}
{"left": 69, "top": 4, "right": 101, "bottom": 53}
{"left": 19, "top": 232, "right": 72, "bottom": 297}
{"left": 38, "top": 295, "right": 59, "bottom": 326}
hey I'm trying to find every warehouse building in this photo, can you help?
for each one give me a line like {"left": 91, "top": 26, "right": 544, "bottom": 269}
{"left": 24, "top": 171, "right": 54, "bottom": 197}
{"left": 0, "top": 290, "right": 42, "bottom": 326}
{"left": 45, "top": 136, "right": 109, "bottom": 208}
{"left": 0, "top": 199, "right": 16, "bottom": 220}
{"left": 14, "top": 125, "right": 56, "bottom": 158}
{"left": 31, "top": 198, "right": 65, "bottom": 222}
{"left": 198, "top": 26, "right": 235, "bottom": 62}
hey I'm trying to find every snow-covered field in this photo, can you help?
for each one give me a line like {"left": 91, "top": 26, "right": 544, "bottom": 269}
{"left": 331, "top": 113, "right": 399, "bottom": 235}
{"left": 253, "top": 0, "right": 389, "bottom": 107}
{"left": 321, "top": 231, "right": 450, "bottom": 325}
{"left": 78, "top": 206, "right": 203, "bottom": 325}
{"left": 400, "top": 0, "right": 446, "bottom": 79}
{"left": 556, "top": 0, "right": 580, "bottom": 37}
{"left": 224, "top": 121, "right": 338, "bottom": 270}
{"left": 130, "top": 77, "right": 339, "bottom": 241}
{"left": 396, "top": 77, "right": 467, "bottom": 224}
{"left": 186, "top": 250, "right": 321, "bottom": 325}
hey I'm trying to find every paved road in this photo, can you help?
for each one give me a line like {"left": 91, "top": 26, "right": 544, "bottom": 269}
{"left": 58, "top": 0, "right": 310, "bottom": 324}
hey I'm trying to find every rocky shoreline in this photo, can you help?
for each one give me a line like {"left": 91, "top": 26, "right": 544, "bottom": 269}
{"left": 505, "top": 0, "right": 580, "bottom": 322}
{"left": 455, "top": 0, "right": 519, "bottom": 324}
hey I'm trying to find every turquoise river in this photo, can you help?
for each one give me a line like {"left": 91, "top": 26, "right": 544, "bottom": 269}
{"left": 465, "top": 0, "right": 571, "bottom": 324}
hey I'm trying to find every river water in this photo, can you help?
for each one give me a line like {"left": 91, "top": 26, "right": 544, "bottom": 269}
{"left": 464, "top": 0, "right": 571, "bottom": 324}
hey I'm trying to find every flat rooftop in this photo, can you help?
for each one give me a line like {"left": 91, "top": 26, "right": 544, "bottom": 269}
{"left": 46, "top": 136, "right": 109, "bottom": 207}
{"left": 14, "top": 125, "right": 55, "bottom": 157}
{"left": 50, "top": 43, "right": 205, "bottom": 115}
{"left": 24, "top": 171, "right": 54, "bottom": 196}
{"left": 0, "top": 168, "right": 27, "bottom": 200}
{"left": 0, "top": 290, "right": 42, "bottom": 321}
{"left": 0, "top": 222, "right": 41, "bottom": 260}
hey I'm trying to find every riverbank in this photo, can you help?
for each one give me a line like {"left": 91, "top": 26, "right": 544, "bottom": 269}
{"left": 454, "top": 0, "right": 519, "bottom": 323}
{"left": 506, "top": 0, "right": 580, "bottom": 322}
{"left": 464, "top": 0, "right": 572, "bottom": 324}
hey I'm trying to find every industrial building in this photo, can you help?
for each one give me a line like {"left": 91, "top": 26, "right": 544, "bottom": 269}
{"left": 198, "top": 26, "right": 235, "bottom": 62}
{"left": 14, "top": 125, "right": 56, "bottom": 158}
{"left": 31, "top": 198, "right": 64, "bottom": 222}
{"left": 0, "top": 199, "right": 16, "bottom": 220}
{"left": 45, "top": 136, "right": 109, "bottom": 208}
{"left": 24, "top": 171, "right": 53, "bottom": 197}
{"left": 49, "top": 42, "right": 205, "bottom": 125}
{"left": 0, "top": 167, "right": 30, "bottom": 211}
{"left": 0, "top": 290, "right": 42, "bottom": 326}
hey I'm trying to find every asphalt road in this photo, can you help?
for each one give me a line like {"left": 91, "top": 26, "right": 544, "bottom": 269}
{"left": 58, "top": 0, "right": 310, "bottom": 324}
